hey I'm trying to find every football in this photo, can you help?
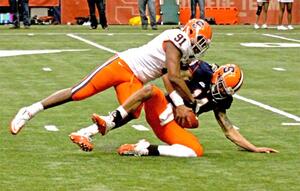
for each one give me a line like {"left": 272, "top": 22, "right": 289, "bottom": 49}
{"left": 175, "top": 110, "right": 199, "bottom": 129}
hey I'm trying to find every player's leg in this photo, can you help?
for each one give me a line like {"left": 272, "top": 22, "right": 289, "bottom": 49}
{"left": 118, "top": 121, "right": 203, "bottom": 157}
{"left": 261, "top": 2, "right": 269, "bottom": 28}
{"left": 9, "top": 0, "right": 20, "bottom": 28}
{"left": 277, "top": 2, "right": 287, "bottom": 30}
{"left": 95, "top": 0, "right": 108, "bottom": 29}
{"left": 189, "top": 0, "right": 196, "bottom": 19}
{"left": 87, "top": 0, "right": 98, "bottom": 29}
{"left": 145, "top": 86, "right": 203, "bottom": 157}
{"left": 70, "top": 79, "right": 144, "bottom": 151}
{"left": 70, "top": 58, "right": 144, "bottom": 150}
{"left": 138, "top": 0, "right": 148, "bottom": 29}
{"left": 91, "top": 78, "right": 148, "bottom": 135}
{"left": 198, "top": 0, "right": 205, "bottom": 20}
{"left": 118, "top": 86, "right": 203, "bottom": 157}
{"left": 21, "top": 0, "right": 30, "bottom": 27}
{"left": 287, "top": 2, "right": 293, "bottom": 29}
{"left": 254, "top": 2, "right": 263, "bottom": 29}
{"left": 147, "top": 0, "right": 157, "bottom": 29}
{"left": 10, "top": 56, "right": 133, "bottom": 135}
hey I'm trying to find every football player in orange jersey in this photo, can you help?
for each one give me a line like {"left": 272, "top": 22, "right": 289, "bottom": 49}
{"left": 70, "top": 61, "right": 278, "bottom": 156}
{"left": 10, "top": 19, "right": 212, "bottom": 136}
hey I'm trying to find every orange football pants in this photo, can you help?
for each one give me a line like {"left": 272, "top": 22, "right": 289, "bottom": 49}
{"left": 144, "top": 86, "right": 204, "bottom": 157}
{"left": 71, "top": 56, "right": 144, "bottom": 118}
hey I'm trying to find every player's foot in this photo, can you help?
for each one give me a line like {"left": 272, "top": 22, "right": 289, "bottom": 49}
{"left": 287, "top": 25, "right": 294, "bottom": 30}
{"left": 277, "top": 25, "right": 288, "bottom": 30}
{"left": 254, "top": 24, "right": 260, "bottom": 29}
{"left": 91, "top": 113, "right": 115, "bottom": 135}
{"left": 118, "top": 139, "right": 150, "bottom": 156}
{"left": 261, "top": 24, "right": 268, "bottom": 29}
{"left": 10, "top": 107, "right": 32, "bottom": 135}
{"left": 69, "top": 132, "right": 94, "bottom": 152}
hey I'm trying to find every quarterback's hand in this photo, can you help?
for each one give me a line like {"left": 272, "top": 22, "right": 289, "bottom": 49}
{"left": 174, "top": 105, "right": 193, "bottom": 125}
{"left": 254, "top": 147, "right": 279, "bottom": 153}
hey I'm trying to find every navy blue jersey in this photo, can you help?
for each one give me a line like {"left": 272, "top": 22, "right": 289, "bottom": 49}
{"left": 183, "top": 60, "right": 233, "bottom": 115}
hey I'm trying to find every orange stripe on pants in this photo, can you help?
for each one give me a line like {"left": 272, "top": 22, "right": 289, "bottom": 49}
{"left": 71, "top": 56, "right": 144, "bottom": 118}
{"left": 144, "top": 86, "right": 204, "bottom": 157}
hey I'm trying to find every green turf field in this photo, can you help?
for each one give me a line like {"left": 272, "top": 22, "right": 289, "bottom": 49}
{"left": 1, "top": 25, "right": 299, "bottom": 191}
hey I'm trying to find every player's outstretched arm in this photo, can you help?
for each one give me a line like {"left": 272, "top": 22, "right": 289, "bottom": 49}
{"left": 213, "top": 109, "right": 279, "bottom": 153}
{"left": 165, "top": 41, "right": 194, "bottom": 103}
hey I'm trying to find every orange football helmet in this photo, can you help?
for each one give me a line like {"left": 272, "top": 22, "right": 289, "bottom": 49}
{"left": 182, "top": 19, "right": 212, "bottom": 59}
{"left": 211, "top": 64, "right": 244, "bottom": 100}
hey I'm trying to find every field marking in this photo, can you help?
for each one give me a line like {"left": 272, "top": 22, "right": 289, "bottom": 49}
{"left": 240, "top": 42, "right": 300, "bottom": 47}
{"left": 0, "top": 49, "right": 88, "bottom": 58}
{"left": 132, "top": 125, "right": 150, "bottom": 131}
{"left": 66, "top": 33, "right": 117, "bottom": 54}
{"left": 44, "top": 125, "right": 59, "bottom": 131}
{"left": 281, "top": 123, "right": 300, "bottom": 126}
{"left": 42, "top": 67, "right": 52, "bottom": 72}
{"left": 234, "top": 94, "right": 300, "bottom": 122}
{"left": 263, "top": 34, "right": 300, "bottom": 43}
{"left": 68, "top": 33, "right": 300, "bottom": 122}
{"left": 272, "top": 67, "right": 286, "bottom": 71}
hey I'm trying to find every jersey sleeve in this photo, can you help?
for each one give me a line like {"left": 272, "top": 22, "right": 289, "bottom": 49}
{"left": 216, "top": 96, "right": 233, "bottom": 110}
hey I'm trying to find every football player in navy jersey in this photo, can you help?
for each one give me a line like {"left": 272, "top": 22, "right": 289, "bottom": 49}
{"left": 70, "top": 61, "right": 278, "bottom": 157}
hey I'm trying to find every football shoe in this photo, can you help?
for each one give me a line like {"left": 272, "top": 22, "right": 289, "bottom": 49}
{"left": 10, "top": 107, "right": 32, "bottom": 135}
{"left": 91, "top": 114, "right": 115, "bottom": 135}
{"left": 118, "top": 139, "right": 150, "bottom": 156}
{"left": 69, "top": 132, "right": 94, "bottom": 152}
{"left": 277, "top": 25, "right": 288, "bottom": 30}
{"left": 287, "top": 25, "right": 294, "bottom": 30}
{"left": 261, "top": 24, "right": 268, "bottom": 29}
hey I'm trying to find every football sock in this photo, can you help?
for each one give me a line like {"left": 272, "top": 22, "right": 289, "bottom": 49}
{"left": 77, "top": 124, "right": 99, "bottom": 137}
{"left": 112, "top": 114, "right": 134, "bottom": 130}
{"left": 147, "top": 145, "right": 160, "bottom": 156}
{"left": 110, "top": 110, "right": 123, "bottom": 128}
{"left": 157, "top": 144, "right": 197, "bottom": 157}
{"left": 117, "top": 106, "right": 128, "bottom": 119}
{"left": 27, "top": 102, "right": 44, "bottom": 116}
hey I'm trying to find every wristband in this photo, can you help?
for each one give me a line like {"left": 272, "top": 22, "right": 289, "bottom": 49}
{"left": 169, "top": 91, "right": 184, "bottom": 107}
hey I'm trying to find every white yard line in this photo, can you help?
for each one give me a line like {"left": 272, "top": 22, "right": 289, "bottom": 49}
{"left": 67, "top": 33, "right": 300, "bottom": 122}
{"left": 66, "top": 33, "right": 117, "bottom": 54}
{"left": 281, "top": 123, "right": 300, "bottom": 126}
{"left": 263, "top": 34, "right": 300, "bottom": 43}
{"left": 234, "top": 94, "right": 300, "bottom": 122}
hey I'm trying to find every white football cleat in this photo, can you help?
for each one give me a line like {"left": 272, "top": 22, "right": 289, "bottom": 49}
{"left": 118, "top": 139, "right": 150, "bottom": 156}
{"left": 287, "top": 25, "right": 294, "bottom": 30}
{"left": 261, "top": 24, "right": 268, "bottom": 29}
{"left": 277, "top": 25, "right": 288, "bottom": 30}
{"left": 92, "top": 113, "right": 115, "bottom": 135}
{"left": 10, "top": 107, "right": 32, "bottom": 135}
{"left": 254, "top": 24, "right": 260, "bottom": 29}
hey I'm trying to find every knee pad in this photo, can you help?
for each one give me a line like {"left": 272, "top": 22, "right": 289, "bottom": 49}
{"left": 256, "top": 6, "right": 262, "bottom": 16}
